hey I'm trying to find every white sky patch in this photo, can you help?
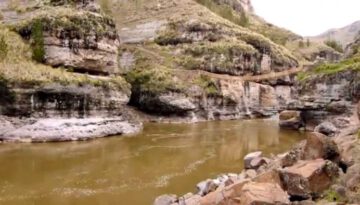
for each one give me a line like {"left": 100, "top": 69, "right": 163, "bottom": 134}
{"left": 251, "top": 0, "right": 360, "bottom": 36}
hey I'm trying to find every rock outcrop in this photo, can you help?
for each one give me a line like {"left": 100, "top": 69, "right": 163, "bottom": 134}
{"left": 280, "top": 159, "right": 339, "bottom": 199}
{"left": 16, "top": 3, "right": 120, "bottom": 75}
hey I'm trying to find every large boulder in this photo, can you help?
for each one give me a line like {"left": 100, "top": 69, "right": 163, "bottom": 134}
{"left": 302, "top": 132, "right": 340, "bottom": 161}
{"left": 244, "top": 151, "right": 262, "bottom": 169}
{"left": 279, "top": 111, "right": 303, "bottom": 130}
{"left": 237, "top": 182, "right": 290, "bottom": 205}
{"left": 280, "top": 159, "right": 339, "bottom": 199}
{"left": 314, "top": 122, "right": 338, "bottom": 137}
{"left": 200, "top": 181, "right": 290, "bottom": 205}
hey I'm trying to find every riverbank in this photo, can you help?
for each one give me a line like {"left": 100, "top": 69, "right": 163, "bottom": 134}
{"left": 154, "top": 118, "right": 360, "bottom": 204}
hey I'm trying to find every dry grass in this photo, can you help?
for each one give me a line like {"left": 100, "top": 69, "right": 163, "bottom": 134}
{"left": 0, "top": 24, "right": 129, "bottom": 92}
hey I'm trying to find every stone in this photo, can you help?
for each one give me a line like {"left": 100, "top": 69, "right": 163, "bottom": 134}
{"left": 196, "top": 179, "right": 218, "bottom": 196}
{"left": 249, "top": 157, "right": 269, "bottom": 170}
{"left": 244, "top": 151, "right": 262, "bottom": 169}
{"left": 238, "top": 182, "right": 290, "bottom": 205}
{"left": 154, "top": 194, "right": 178, "bottom": 205}
{"left": 279, "top": 111, "right": 303, "bottom": 130}
{"left": 1, "top": 118, "right": 142, "bottom": 142}
{"left": 178, "top": 193, "right": 201, "bottom": 205}
{"left": 280, "top": 159, "right": 339, "bottom": 199}
{"left": 253, "top": 169, "right": 282, "bottom": 187}
{"left": 290, "top": 200, "right": 316, "bottom": 205}
{"left": 200, "top": 180, "right": 249, "bottom": 205}
{"left": 245, "top": 169, "right": 258, "bottom": 179}
{"left": 314, "top": 122, "right": 338, "bottom": 137}
{"left": 17, "top": 5, "right": 120, "bottom": 75}
{"left": 303, "top": 132, "right": 340, "bottom": 161}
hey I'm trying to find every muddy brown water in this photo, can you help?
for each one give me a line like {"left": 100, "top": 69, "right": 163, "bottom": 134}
{"left": 0, "top": 119, "right": 304, "bottom": 205}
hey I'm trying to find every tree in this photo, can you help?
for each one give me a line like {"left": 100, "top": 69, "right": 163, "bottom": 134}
{"left": 324, "top": 39, "right": 344, "bottom": 53}
{"left": 31, "top": 19, "right": 45, "bottom": 63}
{"left": 306, "top": 38, "right": 311, "bottom": 47}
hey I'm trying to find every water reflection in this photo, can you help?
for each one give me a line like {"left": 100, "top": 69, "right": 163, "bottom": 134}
{"left": 0, "top": 119, "right": 303, "bottom": 205}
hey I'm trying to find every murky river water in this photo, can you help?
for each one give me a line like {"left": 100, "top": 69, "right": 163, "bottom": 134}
{"left": 0, "top": 119, "right": 304, "bottom": 205}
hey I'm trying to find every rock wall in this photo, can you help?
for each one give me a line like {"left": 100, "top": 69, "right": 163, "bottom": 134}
{"left": 0, "top": 84, "right": 141, "bottom": 142}
{"left": 16, "top": 4, "right": 120, "bottom": 75}
{"left": 130, "top": 78, "right": 288, "bottom": 121}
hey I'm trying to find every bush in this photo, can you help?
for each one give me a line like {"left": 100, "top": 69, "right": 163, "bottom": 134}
{"left": 325, "top": 40, "right": 344, "bottom": 53}
{"left": 31, "top": 19, "right": 45, "bottom": 63}
{"left": 0, "top": 35, "right": 8, "bottom": 61}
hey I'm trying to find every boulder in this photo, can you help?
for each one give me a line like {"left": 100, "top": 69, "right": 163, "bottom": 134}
{"left": 253, "top": 170, "right": 282, "bottom": 187}
{"left": 238, "top": 182, "right": 290, "bottom": 205}
{"left": 314, "top": 122, "right": 338, "bottom": 137}
{"left": 196, "top": 179, "right": 218, "bottom": 196}
{"left": 154, "top": 194, "right": 178, "bottom": 205}
{"left": 200, "top": 181, "right": 290, "bottom": 205}
{"left": 279, "top": 111, "right": 303, "bottom": 130}
{"left": 280, "top": 159, "right": 339, "bottom": 199}
{"left": 178, "top": 193, "right": 201, "bottom": 205}
{"left": 249, "top": 157, "right": 269, "bottom": 170}
{"left": 200, "top": 180, "right": 249, "bottom": 205}
{"left": 302, "top": 132, "right": 340, "bottom": 161}
{"left": 244, "top": 151, "right": 262, "bottom": 169}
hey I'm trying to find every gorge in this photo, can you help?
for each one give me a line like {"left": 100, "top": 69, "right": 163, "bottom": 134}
{"left": 0, "top": 0, "right": 359, "bottom": 204}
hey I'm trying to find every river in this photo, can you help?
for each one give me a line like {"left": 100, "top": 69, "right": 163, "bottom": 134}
{"left": 0, "top": 119, "right": 304, "bottom": 205}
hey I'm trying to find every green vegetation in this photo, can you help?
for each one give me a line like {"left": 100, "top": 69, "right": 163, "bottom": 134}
{"left": 31, "top": 19, "right": 45, "bottom": 63}
{"left": 194, "top": 74, "right": 219, "bottom": 95}
{"left": 325, "top": 40, "right": 344, "bottom": 53}
{"left": 297, "top": 54, "right": 360, "bottom": 81}
{"left": 126, "top": 67, "right": 181, "bottom": 94}
{"left": 15, "top": 9, "right": 117, "bottom": 40}
{"left": 195, "top": 0, "right": 249, "bottom": 28}
{"left": 0, "top": 25, "right": 129, "bottom": 92}
{"left": 325, "top": 189, "right": 345, "bottom": 203}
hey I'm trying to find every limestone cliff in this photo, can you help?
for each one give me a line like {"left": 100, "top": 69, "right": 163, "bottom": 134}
{"left": 0, "top": 0, "right": 141, "bottom": 142}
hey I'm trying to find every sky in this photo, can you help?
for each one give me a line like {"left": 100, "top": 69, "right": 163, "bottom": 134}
{"left": 251, "top": 0, "right": 360, "bottom": 36}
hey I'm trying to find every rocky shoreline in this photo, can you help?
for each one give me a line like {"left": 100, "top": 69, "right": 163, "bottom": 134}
{"left": 154, "top": 121, "right": 360, "bottom": 205}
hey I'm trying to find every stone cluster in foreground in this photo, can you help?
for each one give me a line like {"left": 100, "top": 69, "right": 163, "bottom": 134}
{"left": 154, "top": 126, "right": 360, "bottom": 205}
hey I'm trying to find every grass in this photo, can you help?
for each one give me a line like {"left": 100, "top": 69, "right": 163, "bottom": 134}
{"left": 297, "top": 54, "right": 360, "bottom": 82}
{"left": 125, "top": 67, "right": 182, "bottom": 94}
{"left": 325, "top": 39, "right": 344, "bottom": 53}
{"left": 0, "top": 24, "right": 129, "bottom": 92}
{"left": 193, "top": 74, "right": 219, "bottom": 95}
{"left": 325, "top": 189, "right": 345, "bottom": 203}
{"left": 13, "top": 7, "right": 117, "bottom": 40}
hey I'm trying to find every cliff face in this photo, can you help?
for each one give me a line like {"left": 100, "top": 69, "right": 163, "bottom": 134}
{"left": 115, "top": 0, "right": 299, "bottom": 121}
{"left": 14, "top": 2, "right": 120, "bottom": 75}
{"left": 0, "top": 0, "right": 141, "bottom": 142}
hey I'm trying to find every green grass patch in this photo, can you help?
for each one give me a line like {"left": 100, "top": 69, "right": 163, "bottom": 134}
{"left": 194, "top": 74, "right": 219, "bottom": 95}
{"left": 126, "top": 67, "right": 181, "bottom": 94}
{"left": 0, "top": 25, "right": 129, "bottom": 92}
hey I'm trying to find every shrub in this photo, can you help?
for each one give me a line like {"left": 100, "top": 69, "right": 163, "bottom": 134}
{"left": 325, "top": 40, "right": 344, "bottom": 53}
{"left": 0, "top": 35, "right": 8, "bottom": 61}
{"left": 31, "top": 19, "right": 45, "bottom": 63}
